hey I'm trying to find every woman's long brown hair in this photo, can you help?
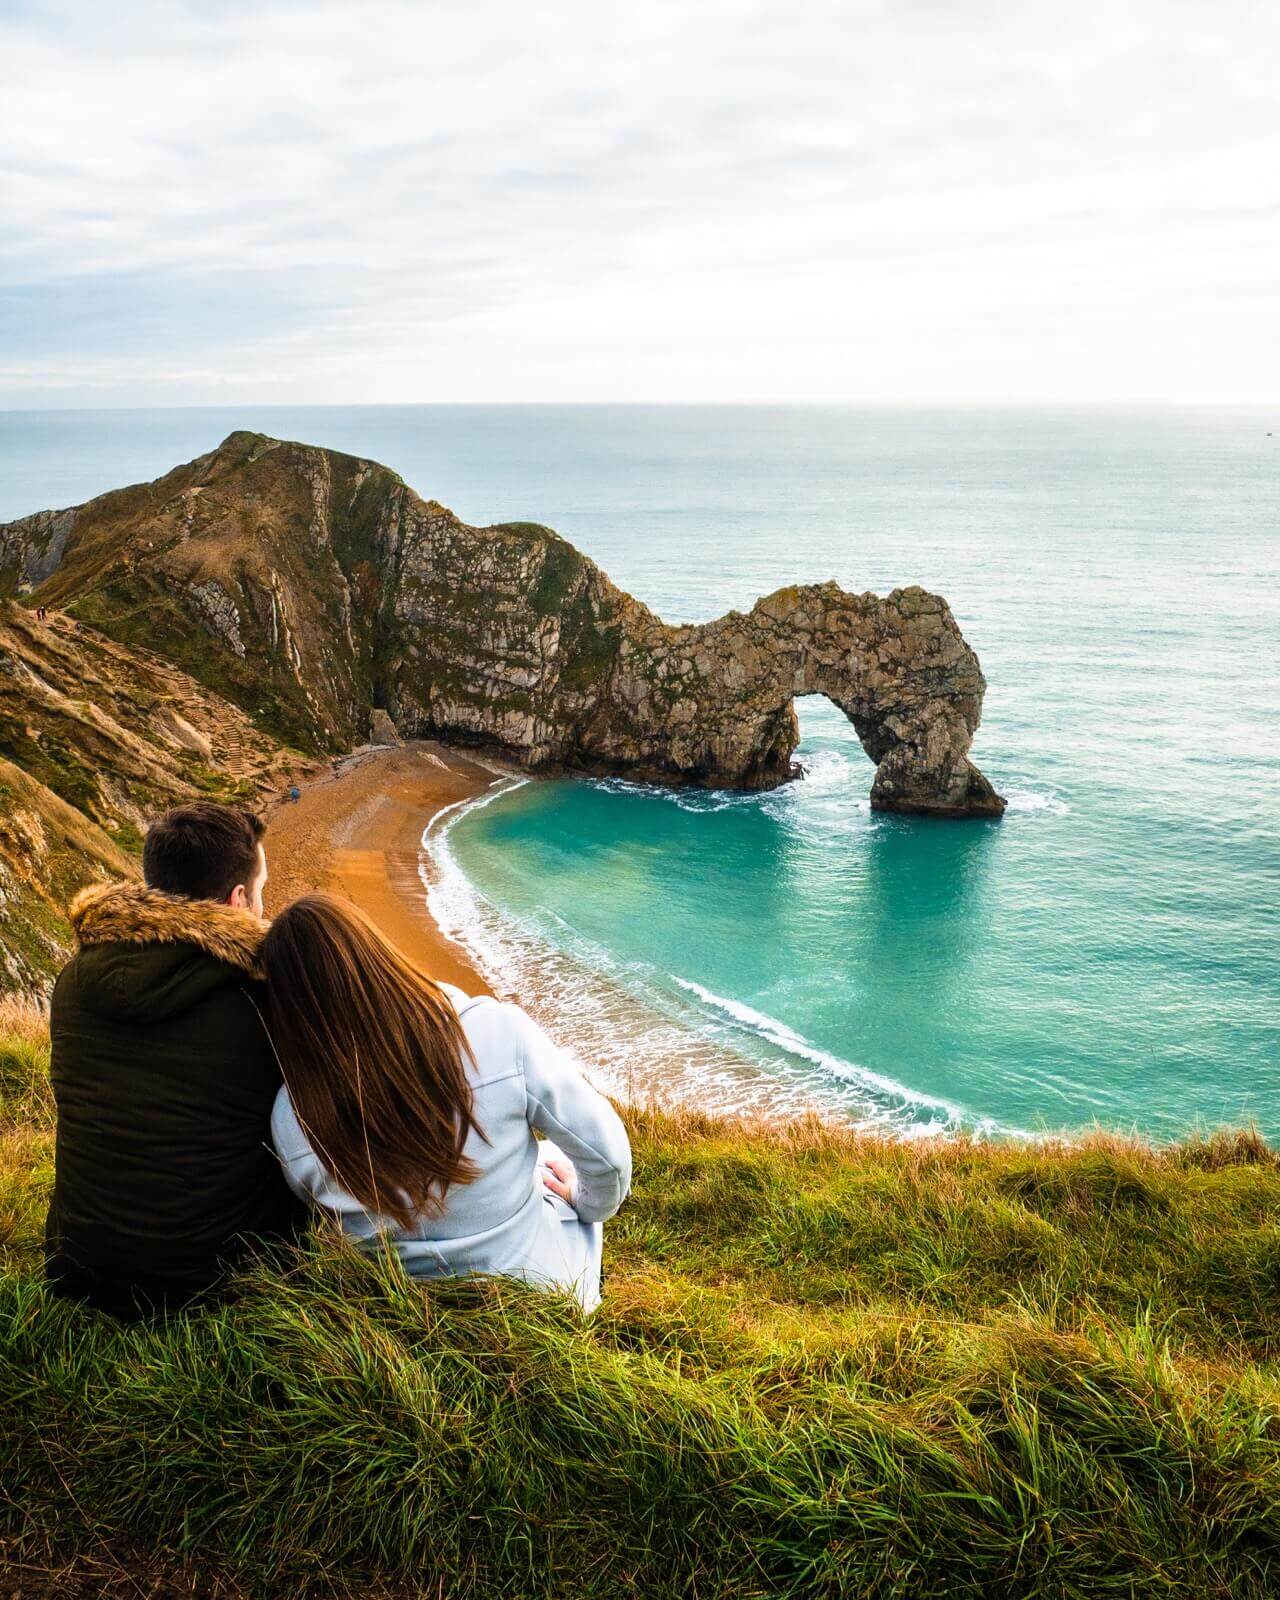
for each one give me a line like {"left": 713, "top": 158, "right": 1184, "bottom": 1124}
{"left": 262, "top": 893, "right": 482, "bottom": 1229}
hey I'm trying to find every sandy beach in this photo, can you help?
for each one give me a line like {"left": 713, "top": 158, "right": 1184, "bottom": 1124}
{"left": 264, "top": 741, "right": 505, "bottom": 996}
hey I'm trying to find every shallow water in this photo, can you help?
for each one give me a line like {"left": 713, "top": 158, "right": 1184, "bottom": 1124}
{"left": 4, "top": 404, "right": 1278, "bottom": 1136}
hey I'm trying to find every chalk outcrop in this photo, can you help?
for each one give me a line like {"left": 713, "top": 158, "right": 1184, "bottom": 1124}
{"left": 1, "top": 432, "right": 1004, "bottom": 816}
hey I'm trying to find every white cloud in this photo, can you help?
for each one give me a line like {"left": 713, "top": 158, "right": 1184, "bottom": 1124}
{"left": 0, "top": 0, "right": 1276, "bottom": 404}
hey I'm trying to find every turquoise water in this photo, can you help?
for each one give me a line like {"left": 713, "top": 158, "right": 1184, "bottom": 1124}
{"left": 3, "top": 406, "right": 1278, "bottom": 1136}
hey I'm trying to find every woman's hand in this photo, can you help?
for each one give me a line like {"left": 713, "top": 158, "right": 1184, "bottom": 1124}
{"left": 540, "top": 1150, "right": 579, "bottom": 1206}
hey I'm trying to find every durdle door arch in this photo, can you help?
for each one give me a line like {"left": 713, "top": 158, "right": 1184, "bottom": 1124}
{"left": 0, "top": 434, "right": 1005, "bottom": 817}
{"left": 548, "top": 582, "right": 1007, "bottom": 817}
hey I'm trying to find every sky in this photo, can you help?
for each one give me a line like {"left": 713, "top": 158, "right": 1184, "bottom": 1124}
{"left": 1, "top": 0, "right": 1277, "bottom": 408}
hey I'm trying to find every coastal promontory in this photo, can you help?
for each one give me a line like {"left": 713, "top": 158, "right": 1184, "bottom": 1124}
{"left": 1, "top": 432, "right": 1004, "bottom": 817}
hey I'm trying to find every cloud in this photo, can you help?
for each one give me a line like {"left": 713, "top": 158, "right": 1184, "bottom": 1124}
{"left": 0, "top": 0, "right": 1276, "bottom": 404}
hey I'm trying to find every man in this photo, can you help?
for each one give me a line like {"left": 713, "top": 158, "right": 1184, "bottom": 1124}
{"left": 45, "top": 802, "right": 304, "bottom": 1317}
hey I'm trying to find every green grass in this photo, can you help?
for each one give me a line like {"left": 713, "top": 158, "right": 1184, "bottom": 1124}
{"left": 4, "top": 1006, "right": 1280, "bottom": 1597}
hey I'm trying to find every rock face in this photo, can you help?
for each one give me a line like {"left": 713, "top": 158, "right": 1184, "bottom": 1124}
{"left": 369, "top": 707, "right": 403, "bottom": 747}
{"left": 0, "top": 507, "right": 76, "bottom": 594}
{"left": 610, "top": 583, "right": 1004, "bottom": 816}
{"left": 1, "top": 432, "right": 1004, "bottom": 817}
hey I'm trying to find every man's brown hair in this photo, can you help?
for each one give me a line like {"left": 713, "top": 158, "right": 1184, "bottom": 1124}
{"left": 261, "top": 893, "right": 482, "bottom": 1228}
{"left": 142, "top": 802, "right": 265, "bottom": 903}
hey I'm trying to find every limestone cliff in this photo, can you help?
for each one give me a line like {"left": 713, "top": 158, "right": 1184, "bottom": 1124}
{"left": 1, "top": 432, "right": 1004, "bottom": 816}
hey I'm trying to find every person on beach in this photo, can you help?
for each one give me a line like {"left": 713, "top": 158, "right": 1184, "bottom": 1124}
{"left": 262, "top": 894, "right": 631, "bottom": 1312}
{"left": 45, "top": 803, "right": 304, "bottom": 1317}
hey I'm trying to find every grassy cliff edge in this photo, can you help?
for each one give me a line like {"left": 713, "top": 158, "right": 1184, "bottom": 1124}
{"left": 3, "top": 1002, "right": 1280, "bottom": 1598}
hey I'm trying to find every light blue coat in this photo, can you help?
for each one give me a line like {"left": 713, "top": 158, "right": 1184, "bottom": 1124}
{"left": 270, "top": 986, "right": 632, "bottom": 1311}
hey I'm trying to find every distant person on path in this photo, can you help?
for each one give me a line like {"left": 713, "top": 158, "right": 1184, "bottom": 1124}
{"left": 45, "top": 803, "right": 304, "bottom": 1317}
{"left": 263, "top": 895, "right": 631, "bottom": 1312}
{"left": 289, "top": 785, "right": 300, "bottom": 803}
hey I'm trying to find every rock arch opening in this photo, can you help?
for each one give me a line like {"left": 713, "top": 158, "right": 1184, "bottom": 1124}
{"left": 587, "top": 581, "right": 1007, "bottom": 817}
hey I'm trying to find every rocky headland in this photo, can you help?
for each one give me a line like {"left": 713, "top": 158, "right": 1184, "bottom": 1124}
{"left": 1, "top": 431, "right": 1004, "bottom": 818}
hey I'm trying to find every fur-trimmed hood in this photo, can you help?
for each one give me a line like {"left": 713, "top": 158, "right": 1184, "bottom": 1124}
{"left": 69, "top": 880, "right": 267, "bottom": 978}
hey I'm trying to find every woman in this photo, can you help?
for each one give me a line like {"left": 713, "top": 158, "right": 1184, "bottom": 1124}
{"left": 262, "top": 894, "right": 631, "bottom": 1311}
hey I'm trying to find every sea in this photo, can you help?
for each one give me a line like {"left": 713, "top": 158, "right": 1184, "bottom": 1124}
{"left": 2, "top": 404, "right": 1277, "bottom": 1140}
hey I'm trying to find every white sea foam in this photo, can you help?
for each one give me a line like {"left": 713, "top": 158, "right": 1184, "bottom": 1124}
{"left": 419, "top": 776, "right": 530, "bottom": 993}
{"left": 588, "top": 750, "right": 1066, "bottom": 826}
{"left": 671, "top": 976, "right": 989, "bottom": 1134}
{"left": 586, "top": 775, "right": 761, "bottom": 814}
{"left": 1002, "top": 784, "right": 1071, "bottom": 816}
{"left": 586, "top": 746, "right": 871, "bottom": 817}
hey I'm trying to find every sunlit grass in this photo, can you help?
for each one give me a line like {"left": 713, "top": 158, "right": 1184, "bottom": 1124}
{"left": 4, "top": 1011, "right": 1280, "bottom": 1596}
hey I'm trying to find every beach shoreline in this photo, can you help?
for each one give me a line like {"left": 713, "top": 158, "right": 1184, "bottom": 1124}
{"left": 261, "top": 740, "right": 935, "bottom": 1127}
{"left": 264, "top": 740, "right": 507, "bottom": 997}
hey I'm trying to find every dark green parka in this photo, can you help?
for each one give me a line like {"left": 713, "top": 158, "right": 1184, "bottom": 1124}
{"left": 45, "top": 881, "right": 304, "bottom": 1317}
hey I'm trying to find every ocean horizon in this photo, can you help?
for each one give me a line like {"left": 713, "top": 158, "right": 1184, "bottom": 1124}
{"left": 3, "top": 402, "right": 1277, "bottom": 1139}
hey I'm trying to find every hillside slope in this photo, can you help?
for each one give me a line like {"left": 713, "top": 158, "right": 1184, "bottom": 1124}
{"left": 2, "top": 433, "right": 1004, "bottom": 815}
{"left": 0, "top": 601, "right": 302, "bottom": 990}
{"left": 0, "top": 760, "right": 135, "bottom": 991}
